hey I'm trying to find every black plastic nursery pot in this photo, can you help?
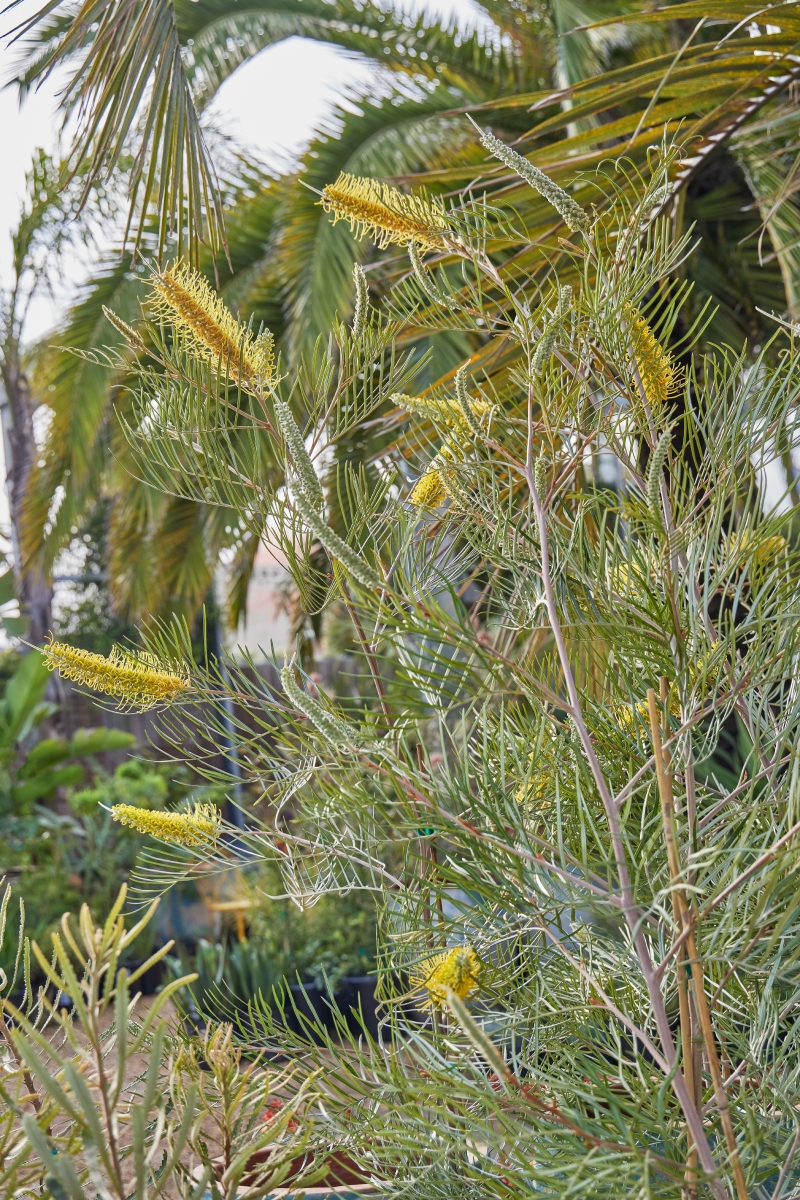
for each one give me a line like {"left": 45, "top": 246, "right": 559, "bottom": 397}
{"left": 339, "top": 975, "right": 383, "bottom": 1041}
{"left": 284, "top": 982, "right": 333, "bottom": 1041}
{"left": 281, "top": 977, "right": 383, "bottom": 1044}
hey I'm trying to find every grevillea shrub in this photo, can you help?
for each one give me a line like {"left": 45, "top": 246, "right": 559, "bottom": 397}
{"left": 35, "top": 138, "right": 800, "bottom": 1198}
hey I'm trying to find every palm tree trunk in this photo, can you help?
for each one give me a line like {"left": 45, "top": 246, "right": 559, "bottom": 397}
{"left": 0, "top": 359, "right": 53, "bottom": 645}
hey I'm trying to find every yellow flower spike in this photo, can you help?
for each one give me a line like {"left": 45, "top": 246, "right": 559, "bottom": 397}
{"left": 514, "top": 727, "right": 561, "bottom": 811}
{"left": 393, "top": 392, "right": 489, "bottom": 434}
{"left": 111, "top": 802, "right": 221, "bottom": 848}
{"left": 613, "top": 690, "right": 682, "bottom": 733}
{"left": 150, "top": 261, "right": 275, "bottom": 391}
{"left": 727, "top": 530, "right": 787, "bottom": 566}
{"left": 409, "top": 469, "right": 447, "bottom": 508}
{"left": 514, "top": 752, "right": 552, "bottom": 811}
{"left": 612, "top": 699, "right": 651, "bottom": 732}
{"left": 514, "top": 774, "right": 550, "bottom": 809}
{"left": 626, "top": 308, "right": 680, "bottom": 411}
{"left": 395, "top": 391, "right": 491, "bottom": 512}
{"left": 42, "top": 639, "right": 190, "bottom": 712}
{"left": 410, "top": 945, "right": 482, "bottom": 1009}
{"left": 609, "top": 559, "right": 652, "bottom": 594}
{"left": 320, "top": 173, "right": 452, "bottom": 250}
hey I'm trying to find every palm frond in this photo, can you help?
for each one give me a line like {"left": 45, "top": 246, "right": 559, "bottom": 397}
{"left": 174, "top": 0, "right": 516, "bottom": 106}
{"left": 6, "top": 0, "right": 225, "bottom": 261}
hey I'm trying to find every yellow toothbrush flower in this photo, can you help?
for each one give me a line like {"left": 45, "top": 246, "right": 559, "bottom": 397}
{"left": 514, "top": 729, "right": 561, "bottom": 812}
{"left": 515, "top": 761, "right": 552, "bottom": 812}
{"left": 727, "top": 530, "right": 787, "bottom": 566}
{"left": 409, "top": 469, "right": 447, "bottom": 508}
{"left": 626, "top": 308, "right": 680, "bottom": 413}
{"left": 150, "top": 261, "right": 275, "bottom": 391}
{"left": 410, "top": 945, "right": 482, "bottom": 1009}
{"left": 42, "top": 639, "right": 190, "bottom": 712}
{"left": 320, "top": 173, "right": 452, "bottom": 250}
{"left": 612, "top": 699, "right": 652, "bottom": 732}
{"left": 393, "top": 392, "right": 489, "bottom": 433}
{"left": 613, "top": 684, "right": 691, "bottom": 733}
{"left": 111, "top": 802, "right": 221, "bottom": 848}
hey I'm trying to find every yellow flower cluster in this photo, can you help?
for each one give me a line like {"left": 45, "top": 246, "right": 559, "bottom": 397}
{"left": 409, "top": 469, "right": 447, "bottom": 508}
{"left": 608, "top": 559, "right": 651, "bottom": 595}
{"left": 396, "top": 391, "right": 489, "bottom": 510}
{"left": 513, "top": 725, "right": 565, "bottom": 813}
{"left": 626, "top": 309, "right": 680, "bottom": 412}
{"left": 727, "top": 530, "right": 787, "bottom": 566}
{"left": 618, "top": 657, "right": 724, "bottom": 729}
{"left": 612, "top": 698, "right": 654, "bottom": 733}
{"left": 514, "top": 757, "right": 552, "bottom": 812}
{"left": 42, "top": 639, "right": 190, "bottom": 712}
{"left": 111, "top": 802, "right": 221, "bottom": 848}
{"left": 150, "top": 261, "right": 275, "bottom": 391}
{"left": 410, "top": 945, "right": 482, "bottom": 1009}
{"left": 320, "top": 173, "right": 452, "bottom": 250}
{"left": 394, "top": 392, "right": 489, "bottom": 433}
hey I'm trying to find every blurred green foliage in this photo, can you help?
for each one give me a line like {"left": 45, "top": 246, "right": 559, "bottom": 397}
{"left": 0, "top": 646, "right": 199, "bottom": 986}
{"left": 171, "top": 862, "right": 378, "bottom": 1021}
{"left": 53, "top": 500, "right": 141, "bottom": 656}
{"left": 248, "top": 870, "right": 377, "bottom": 991}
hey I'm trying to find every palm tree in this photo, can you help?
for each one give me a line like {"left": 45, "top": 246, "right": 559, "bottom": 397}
{"left": 0, "top": 150, "right": 113, "bottom": 642}
{"left": 7, "top": 1, "right": 800, "bottom": 631}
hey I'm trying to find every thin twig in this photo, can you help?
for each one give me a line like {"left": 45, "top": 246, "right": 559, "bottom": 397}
{"left": 356, "top": 754, "right": 631, "bottom": 913}
{"left": 535, "top": 921, "right": 668, "bottom": 1073}
{"left": 702, "top": 1059, "right": 749, "bottom": 1115}
{"left": 702, "top": 818, "right": 800, "bottom": 918}
{"left": 697, "top": 752, "right": 790, "bottom": 832}
{"left": 772, "top": 1125, "right": 800, "bottom": 1200}
{"left": 613, "top": 676, "right": 753, "bottom": 812}
{"left": 648, "top": 689, "right": 698, "bottom": 1196}
{"left": 710, "top": 927, "right": 772, "bottom": 1012}
{"left": 653, "top": 911, "right": 696, "bottom": 982}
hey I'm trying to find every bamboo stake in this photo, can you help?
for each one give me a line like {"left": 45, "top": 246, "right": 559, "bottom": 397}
{"left": 648, "top": 690, "right": 748, "bottom": 1200}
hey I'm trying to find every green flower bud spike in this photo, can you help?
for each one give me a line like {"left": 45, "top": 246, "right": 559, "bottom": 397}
{"left": 281, "top": 659, "right": 359, "bottom": 748}
{"left": 477, "top": 125, "right": 590, "bottom": 236}
{"left": 455, "top": 367, "right": 484, "bottom": 439}
{"left": 352, "top": 263, "right": 369, "bottom": 343}
{"left": 274, "top": 399, "right": 325, "bottom": 514}
{"left": 292, "top": 490, "right": 383, "bottom": 591}
{"left": 534, "top": 457, "right": 548, "bottom": 501}
{"left": 531, "top": 285, "right": 572, "bottom": 376}
{"left": 646, "top": 429, "right": 672, "bottom": 532}
{"left": 409, "top": 239, "right": 457, "bottom": 310}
